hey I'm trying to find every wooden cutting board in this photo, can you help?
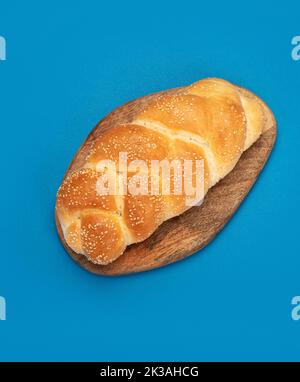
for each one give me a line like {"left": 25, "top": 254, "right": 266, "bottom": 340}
{"left": 55, "top": 89, "right": 277, "bottom": 276}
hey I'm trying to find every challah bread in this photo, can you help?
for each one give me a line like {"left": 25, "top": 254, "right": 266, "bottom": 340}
{"left": 55, "top": 78, "right": 275, "bottom": 265}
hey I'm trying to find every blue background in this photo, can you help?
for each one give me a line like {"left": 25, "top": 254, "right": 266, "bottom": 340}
{"left": 0, "top": 0, "right": 299, "bottom": 361}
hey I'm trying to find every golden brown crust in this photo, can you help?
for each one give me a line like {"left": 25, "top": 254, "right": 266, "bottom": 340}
{"left": 87, "top": 123, "right": 171, "bottom": 166}
{"left": 136, "top": 91, "right": 246, "bottom": 181}
{"left": 80, "top": 211, "right": 126, "bottom": 264}
{"left": 56, "top": 168, "right": 118, "bottom": 212}
{"left": 55, "top": 78, "right": 274, "bottom": 265}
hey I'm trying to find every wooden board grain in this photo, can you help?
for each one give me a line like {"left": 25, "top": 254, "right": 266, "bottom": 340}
{"left": 55, "top": 121, "right": 276, "bottom": 276}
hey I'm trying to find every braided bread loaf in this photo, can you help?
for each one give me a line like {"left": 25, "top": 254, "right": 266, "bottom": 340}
{"left": 56, "top": 78, "right": 275, "bottom": 265}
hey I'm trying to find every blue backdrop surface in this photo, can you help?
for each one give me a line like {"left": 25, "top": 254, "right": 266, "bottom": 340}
{"left": 0, "top": 0, "right": 299, "bottom": 361}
